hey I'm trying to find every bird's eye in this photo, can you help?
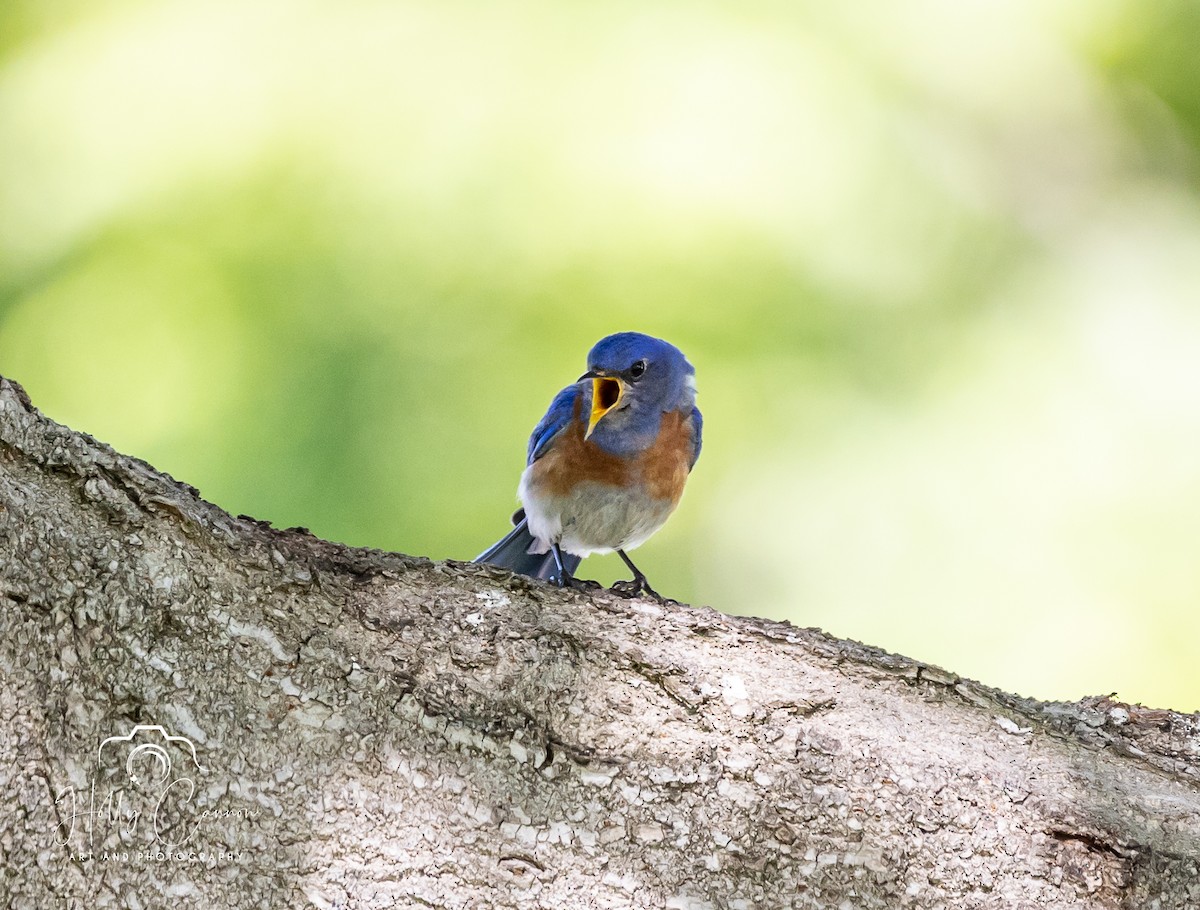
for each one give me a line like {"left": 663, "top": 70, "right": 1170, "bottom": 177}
{"left": 629, "top": 360, "right": 648, "bottom": 380}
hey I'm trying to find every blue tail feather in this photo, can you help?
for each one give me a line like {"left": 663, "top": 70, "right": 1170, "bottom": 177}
{"left": 473, "top": 513, "right": 580, "bottom": 582}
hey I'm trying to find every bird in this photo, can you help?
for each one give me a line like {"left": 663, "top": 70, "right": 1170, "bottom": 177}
{"left": 474, "top": 332, "right": 702, "bottom": 599}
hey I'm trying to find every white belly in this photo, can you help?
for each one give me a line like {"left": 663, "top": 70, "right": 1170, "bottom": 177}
{"left": 518, "top": 471, "right": 676, "bottom": 557}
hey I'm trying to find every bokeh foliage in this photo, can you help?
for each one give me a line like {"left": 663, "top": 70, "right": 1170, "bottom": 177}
{"left": 2, "top": 0, "right": 1199, "bottom": 710}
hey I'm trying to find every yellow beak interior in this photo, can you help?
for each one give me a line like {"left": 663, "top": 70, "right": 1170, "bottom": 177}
{"left": 586, "top": 376, "right": 624, "bottom": 438}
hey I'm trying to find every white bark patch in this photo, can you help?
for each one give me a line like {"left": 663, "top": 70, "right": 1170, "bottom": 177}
{"left": 635, "top": 823, "right": 664, "bottom": 843}
{"left": 720, "top": 674, "right": 753, "bottom": 718}
{"left": 994, "top": 715, "right": 1033, "bottom": 735}
{"left": 213, "top": 609, "right": 294, "bottom": 662}
{"left": 666, "top": 894, "right": 715, "bottom": 910}
{"left": 289, "top": 701, "right": 333, "bottom": 728}
{"left": 474, "top": 590, "right": 511, "bottom": 609}
{"left": 579, "top": 766, "right": 620, "bottom": 787}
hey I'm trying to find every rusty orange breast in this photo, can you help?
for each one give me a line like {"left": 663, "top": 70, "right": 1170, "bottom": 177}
{"left": 530, "top": 419, "right": 631, "bottom": 496}
{"left": 636, "top": 409, "right": 694, "bottom": 504}
{"left": 528, "top": 407, "right": 694, "bottom": 503}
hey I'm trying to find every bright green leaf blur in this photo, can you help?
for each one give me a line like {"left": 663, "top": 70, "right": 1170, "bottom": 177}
{"left": 3, "top": 0, "right": 1199, "bottom": 711}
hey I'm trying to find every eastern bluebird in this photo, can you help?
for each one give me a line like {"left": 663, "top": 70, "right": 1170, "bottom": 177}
{"left": 474, "top": 332, "right": 702, "bottom": 598}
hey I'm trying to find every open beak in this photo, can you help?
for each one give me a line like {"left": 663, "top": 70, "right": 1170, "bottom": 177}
{"left": 580, "top": 370, "right": 624, "bottom": 439}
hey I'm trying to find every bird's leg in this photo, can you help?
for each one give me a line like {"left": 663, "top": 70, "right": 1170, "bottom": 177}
{"left": 551, "top": 544, "right": 600, "bottom": 591}
{"left": 550, "top": 543, "right": 571, "bottom": 586}
{"left": 611, "top": 549, "right": 666, "bottom": 601}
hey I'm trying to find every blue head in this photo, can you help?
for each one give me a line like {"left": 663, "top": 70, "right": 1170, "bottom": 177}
{"left": 580, "top": 332, "right": 697, "bottom": 450}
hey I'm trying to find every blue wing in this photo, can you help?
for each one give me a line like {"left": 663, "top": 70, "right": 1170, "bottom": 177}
{"left": 687, "top": 405, "right": 703, "bottom": 469}
{"left": 527, "top": 383, "right": 584, "bottom": 465}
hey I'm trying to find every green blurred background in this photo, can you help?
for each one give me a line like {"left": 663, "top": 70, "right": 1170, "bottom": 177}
{"left": 2, "top": 0, "right": 1198, "bottom": 710}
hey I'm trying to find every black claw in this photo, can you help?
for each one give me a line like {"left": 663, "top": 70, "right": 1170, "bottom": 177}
{"left": 612, "top": 549, "right": 668, "bottom": 601}
{"left": 550, "top": 543, "right": 600, "bottom": 591}
{"left": 566, "top": 576, "right": 603, "bottom": 591}
{"left": 610, "top": 577, "right": 666, "bottom": 601}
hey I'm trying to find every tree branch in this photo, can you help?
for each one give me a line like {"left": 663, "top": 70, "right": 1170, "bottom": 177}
{"left": 1, "top": 374, "right": 1197, "bottom": 909}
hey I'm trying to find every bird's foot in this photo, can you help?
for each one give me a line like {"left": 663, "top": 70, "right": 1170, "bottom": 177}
{"left": 609, "top": 575, "right": 671, "bottom": 603}
{"left": 556, "top": 574, "right": 603, "bottom": 592}
{"left": 610, "top": 550, "right": 676, "bottom": 603}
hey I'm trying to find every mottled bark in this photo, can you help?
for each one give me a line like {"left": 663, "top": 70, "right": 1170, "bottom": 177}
{"left": 0, "top": 374, "right": 1197, "bottom": 910}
